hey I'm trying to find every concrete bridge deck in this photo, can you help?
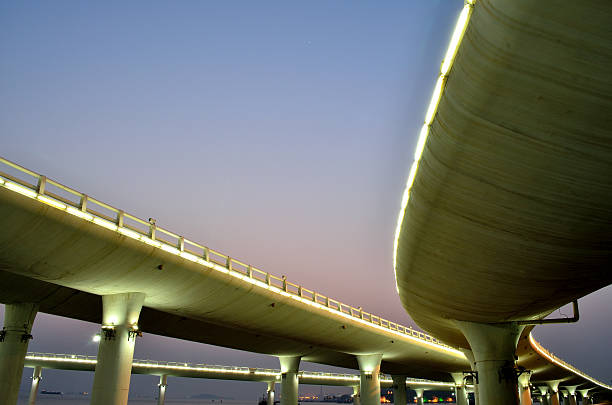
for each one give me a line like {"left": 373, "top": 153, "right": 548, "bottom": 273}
{"left": 1, "top": 156, "right": 610, "bottom": 404}
{"left": 22, "top": 351, "right": 456, "bottom": 389}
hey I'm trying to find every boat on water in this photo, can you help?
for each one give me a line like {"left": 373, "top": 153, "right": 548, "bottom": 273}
{"left": 41, "top": 390, "right": 63, "bottom": 395}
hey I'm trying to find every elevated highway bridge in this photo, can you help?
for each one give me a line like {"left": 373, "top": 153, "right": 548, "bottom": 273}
{"left": 1, "top": 1, "right": 612, "bottom": 405}
{"left": 393, "top": 0, "right": 612, "bottom": 404}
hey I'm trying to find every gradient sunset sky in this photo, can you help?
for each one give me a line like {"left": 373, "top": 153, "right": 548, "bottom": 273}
{"left": 1, "top": 0, "right": 610, "bottom": 399}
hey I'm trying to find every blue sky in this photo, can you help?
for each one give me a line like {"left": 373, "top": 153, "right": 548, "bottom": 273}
{"left": 1, "top": 0, "right": 610, "bottom": 399}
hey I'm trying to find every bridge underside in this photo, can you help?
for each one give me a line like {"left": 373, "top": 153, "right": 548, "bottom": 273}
{"left": 395, "top": 0, "right": 612, "bottom": 348}
{"left": 0, "top": 186, "right": 465, "bottom": 381}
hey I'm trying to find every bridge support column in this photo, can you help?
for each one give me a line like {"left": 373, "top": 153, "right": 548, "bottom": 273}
{"left": 267, "top": 381, "right": 275, "bottom": 405}
{"left": 91, "top": 292, "right": 145, "bottom": 405}
{"left": 562, "top": 392, "right": 570, "bottom": 405}
{"left": 456, "top": 321, "right": 522, "bottom": 405}
{"left": 28, "top": 366, "right": 42, "bottom": 405}
{"left": 547, "top": 382, "right": 560, "bottom": 405}
{"left": 538, "top": 387, "right": 550, "bottom": 405}
{"left": 157, "top": 375, "right": 168, "bottom": 405}
{"left": 564, "top": 386, "right": 578, "bottom": 405}
{"left": 462, "top": 350, "right": 480, "bottom": 405}
{"left": 392, "top": 375, "right": 407, "bottom": 405}
{"left": 28, "top": 366, "right": 43, "bottom": 405}
{"left": 356, "top": 353, "right": 382, "bottom": 405}
{"left": 577, "top": 390, "right": 590, "bottom": 405}
{"left": 352, "top": 386, "right": 360, "bottom": 405}
{"left": 451, "top": 373, "right": 468, "bottom": 405}
{"left": 518, "top": 372, "right": 532, "bottom": 405}
{"left": 0, "top": 302, "right": 38, "bottom": 405}
{"left": 278, "top": 355, "right": 300, "bottom": 405}
{"left": 414, "top": 388, "right": 425, "bottom": 405}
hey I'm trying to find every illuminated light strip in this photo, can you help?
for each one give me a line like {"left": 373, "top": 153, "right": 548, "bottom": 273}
{"left": 1, "top": 168, "right": 457, "bottom": 354}
{"left": 24, "top": 352, "right": 461, "bottom": 387}
{"left": 4, "top": 180, "right": 38, "bottom": 198}
{"left": 37, "top": 195, "right": 67, "bottom": 210}
{"left": 528, "top": 334, "right": 612, "bottom": 390}
{"left": 392, "top": 1, "right": 476, "bottom": 293}
{"left": 66, "top": 206, "right": 94, "bottom": 221}
{"left": 118, "top": 227, "right": 141, "bottom": 240}
{"left": 92, "top": 217, "right": 118, "bottom": 231}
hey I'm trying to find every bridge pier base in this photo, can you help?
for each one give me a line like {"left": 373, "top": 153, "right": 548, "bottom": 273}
{"left": 90, "top": 292, "right": 145, "bottom": 405}
{"left": 462, "top": 350, "right": 480, "bottom": 405}
{"left": 577, "top": 390, "right": 590, "bottom": 405}
{"left": 564, "top": 386, "right": 578, "bottom": 405}
{"left": 451, "top": 373, "right": 468, "bottom": 405}
{"left": 538, "top": 387, "right": 550, "bottom": 405}
{"left": 0, "top": 302, "right": 38, "bottom": 405}
{"left": 562, "top": 393, "right": 570, "bottom": 405}
{"left": 356, "top": 353, "right": 382, "bottom": 405}
{"left": 352, "top": 386, "right": 360, "bottom": 405}
{"left": 456, "top": 321, "right": 522, "bottom": 405}
{"left": 547, "top": 382, "right": 560, "bottom": 405}
{"left": 414, "top": 388, "right": 425, "bottom": 405}
{"left": 157, "top": 375, "right": 168, "bottom": 405}
{"left": 267, "top": 381, "right": 275, "bottom": 405}
{"left": 392, "top": 375, "right": 407, "bottom": 405}
{"left": 28, "top": 366, "right": 43, "bottom": 405}
{"left": 278, "top": 355, "right": 300, "bottom": 405}
{"left": 518, "top": 372, "right": 532, "bottom": 405}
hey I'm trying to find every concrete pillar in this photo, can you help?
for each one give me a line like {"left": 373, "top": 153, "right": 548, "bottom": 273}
{"left": 562, "top": 392, "right": 570, "bottom": 405}
{"left": 463, "top": 350, "right": 480, "bottom": 405}
{"left": 537, "top": 387, "right": 550, "bottom": 405}
{"left": 0, "top": 302, "right": 38, "bottom": 405}
{"left": 456, "top": 321, "right": 522, "bottom": 405}
{"left": 90, "top": 292, "right": 145, "bottom": 405}
{"left": 414, "top": 388, "right": 425, "bottom": 405}
{"left": 451, "top": 373, "right": 468, "bottom": 405}
{"left": 352, "top": 386, "right": 361, "bottom": 405}
{"left": 267, "top": 381, "right": 276, "bottom": 405}
{"left": 547, "top": 382, "right": 560, "bottom": 405}
{"left": 564, "top": 386, "right": 578, "bottom": 405}
{"left": 518, "top": 373, "right": 532, "bottom": 405}
{"left": 392, "top": 375, "right": 407, "bottom": 405}
{"left": 278, "top": 355, "right": 300, "bottom": 405}
{"left": 577, "top": 390, "right": 590, "bottom": 405}
{"left": 28, "top": 366, "right": 43, "bottom": 405}
{"left": 356, "top": 353, "right": 383, "bottom": 405}
{"left": 157, "top": 375, "right": 168, "bottom": 405}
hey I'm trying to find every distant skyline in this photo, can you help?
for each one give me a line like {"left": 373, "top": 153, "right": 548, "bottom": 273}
{"left": 1, "top": 0, "right": 610, "bottom": 399}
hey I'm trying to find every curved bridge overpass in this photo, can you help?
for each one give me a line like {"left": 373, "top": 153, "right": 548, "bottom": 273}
{"left": 0, "top": 150, "right": 609, "bottom": 405}
{"left": 394, "top": 0, "right": 612, "bottom": 404}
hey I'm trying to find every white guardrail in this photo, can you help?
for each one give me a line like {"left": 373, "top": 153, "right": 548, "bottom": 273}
{"left": 0, "top": 157, "right": 454, "bottom": 352}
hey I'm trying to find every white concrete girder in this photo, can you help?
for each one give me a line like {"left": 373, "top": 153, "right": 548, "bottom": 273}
{"left": 414, "top": 388, "right": 425, "bottom": 405}
{"left": 91, "top": 292, "right": 145, "bottom": 405}
{"left": 451, "top": 372, "right": 468, "bottom": 405}
{"left": 157, "top": 375, "right": 168, "bottom": 405}
{"left": 352, "top": 386, "right": 361, "bottom": 405}
{"left": 547, "top": 381, "right": 561, "bottom": 405}
{"left": 267, "top": 381, "right": 276, "bottom": 405}
{"left": 28, "top": 365, "right": 43, "bottom": 405}
{"left": 518, "top": 372, "right": 532, "bottom": 405}
{"left": 456, "top": 321, "right": 523, "bottom": 405}
{"left": 356, "top": 354, "right": 382, "bottom": 405}
{"left": 392, "top": 375, "right": 407, "bottom": 405}
{"left": 279, "top": 355, "right": 301, "bottom": 405}
{"left": 0, "top": 302, "right": 38, "bottom": 405}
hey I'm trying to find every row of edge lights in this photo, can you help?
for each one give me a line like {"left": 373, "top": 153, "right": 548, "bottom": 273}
{"left": 0, "top": 176, "right": 460, "bottom": 355}
{"left": 392, "top": 0, "right": 476, "bottom": 292}
{"left": 528, "top": 334, "right": 612, "bottom": 390}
